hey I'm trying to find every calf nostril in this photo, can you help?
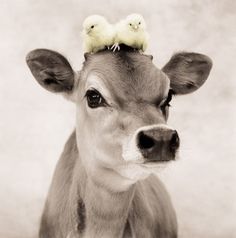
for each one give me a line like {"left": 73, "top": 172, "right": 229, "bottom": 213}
{"left": 138, "top": 131, "right": 155, "bottom": 150}
{"left": 169, "top": 130, "right": 180, "bottom": 150}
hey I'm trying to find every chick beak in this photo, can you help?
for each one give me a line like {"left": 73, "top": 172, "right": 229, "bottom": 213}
{"left": 133, "top": 25, "right": 139, "bottom": 31}
{"left": 86, "top": 28, "right": 91, "bottom": 34}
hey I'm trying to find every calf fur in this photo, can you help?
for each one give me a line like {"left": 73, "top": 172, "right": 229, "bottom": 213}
{"left": 26, "top": 47, "right": 212, "bottom": 238}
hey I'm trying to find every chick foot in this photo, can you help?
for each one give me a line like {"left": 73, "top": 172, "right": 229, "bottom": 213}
{"left": 111, "top": 43, "right": 120, "bottom": 52}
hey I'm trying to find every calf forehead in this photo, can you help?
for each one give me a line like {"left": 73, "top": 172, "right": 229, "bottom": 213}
{"left": 83, "top": 51, "right": 169, "bottom": 104}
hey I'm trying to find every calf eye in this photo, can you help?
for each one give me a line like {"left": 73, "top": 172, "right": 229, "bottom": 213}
{"left": 160, "top": 90, "right": 173, "bottom": 114}
{"left": 85, "top": 89, "right": 106, "bottom": 108}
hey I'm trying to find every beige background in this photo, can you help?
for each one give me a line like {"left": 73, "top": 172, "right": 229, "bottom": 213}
{"left": 0, "top": 0, "right": 235, "bottom": 237}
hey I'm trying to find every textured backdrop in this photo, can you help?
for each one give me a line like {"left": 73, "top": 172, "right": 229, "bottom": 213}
{"left": 0, "top": 0, "right": 235, "bottom": 237}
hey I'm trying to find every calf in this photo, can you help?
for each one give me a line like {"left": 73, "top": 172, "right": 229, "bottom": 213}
{"left": 26, "top": 46, "right": 212, "bottom": 238}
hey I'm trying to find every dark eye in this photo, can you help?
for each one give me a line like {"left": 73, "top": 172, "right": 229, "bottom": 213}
{"left": 160, "top": 90, "right": 173, "bottom": 114}
{"left": 85, "top": 89, "right": 106, "bottom": 108}
{"left": 91, "top": 25, "right": 94, "bottom": 29}
{"left": 129, "top": 23, "right": 132, "bottom": 26}
{"left": 139, "top": 22, "right": 141, "bottom": 25}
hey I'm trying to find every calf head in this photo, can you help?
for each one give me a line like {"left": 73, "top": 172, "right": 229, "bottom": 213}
{"left": 26, "top": 47, "right": 212, "bottom": 189}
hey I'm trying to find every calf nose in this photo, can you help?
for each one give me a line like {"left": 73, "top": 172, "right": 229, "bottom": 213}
{"left": 169, "top": 130, "right": 180, "bottom": 152}
{"left": 137, "top": 128, "right": 180, "bottom": 162}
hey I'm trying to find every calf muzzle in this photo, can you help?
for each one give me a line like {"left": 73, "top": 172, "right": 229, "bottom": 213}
{"left": 137, "top": 127, "right": 180, "bottom": 162}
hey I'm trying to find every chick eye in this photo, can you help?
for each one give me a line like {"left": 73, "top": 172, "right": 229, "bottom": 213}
{"left": 85, "top": 89, "right": 106, "bottom": 108}
{"left": 138, "top": 22, "right": 141, "bottom": 25}
{"left": 91, "top": 25, "right": 94, "bottom": 29}
{"left": 129, "top": 23, "right": 132, "bottom": 26}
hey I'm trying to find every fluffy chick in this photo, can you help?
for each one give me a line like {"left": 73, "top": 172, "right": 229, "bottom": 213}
{"left": 82, "top": 15, "right": 115, "bottom": 53}
{"left": 112, "top": 13, "right": 149, "bottom": 52}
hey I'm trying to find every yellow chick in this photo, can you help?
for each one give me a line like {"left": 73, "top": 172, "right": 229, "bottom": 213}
{"left": 82, "top": 15, "right": 115, "bottom": 53}
{"left": 112, "top": 13, "right": 149, "bottom": 52}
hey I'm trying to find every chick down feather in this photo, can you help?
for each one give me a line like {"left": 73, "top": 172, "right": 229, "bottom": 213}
{"left": 113, "top": 13, "right": 149, "bottom": 52}
{"left": 82, "top": 15, "right": 115, "bottom": 53}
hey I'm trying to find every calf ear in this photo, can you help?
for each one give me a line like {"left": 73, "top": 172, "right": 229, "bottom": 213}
{"left": 26, "top": 49, "right": 75, "bottom": 93}
{"left": 162, "top": 52, "right": 212, "bottom": 94}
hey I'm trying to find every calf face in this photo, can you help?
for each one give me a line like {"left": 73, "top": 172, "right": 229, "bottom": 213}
{"left": 26, "top": 48, "right": 212, "bottom": 185}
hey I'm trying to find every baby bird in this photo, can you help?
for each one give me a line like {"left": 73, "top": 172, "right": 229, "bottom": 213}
{"left": 82, "top": 15, "right": 115, "bottom": 53}
{"left": 112, "top": 13, "right": 149, "bottom": 52}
